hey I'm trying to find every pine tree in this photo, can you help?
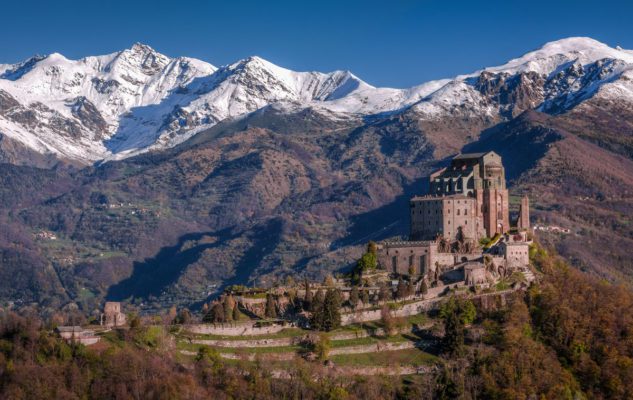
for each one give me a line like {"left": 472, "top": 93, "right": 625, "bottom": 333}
{"left": 265, "top": 294, "right": 277, "bottom": 319}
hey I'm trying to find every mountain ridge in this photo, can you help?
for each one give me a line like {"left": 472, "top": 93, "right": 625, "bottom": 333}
{"left": 1, "top": 37, "right": 632, "bottom": 164}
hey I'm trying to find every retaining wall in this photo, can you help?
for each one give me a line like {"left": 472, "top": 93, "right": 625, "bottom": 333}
{"left": 185, "top": 322, "right": 291, "bottom": 336}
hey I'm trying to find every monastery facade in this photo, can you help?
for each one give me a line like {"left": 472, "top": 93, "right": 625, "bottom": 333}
{"left": 411, "top": 151, "right": 510, "bottom": 242}
{"left": 377, "top": 151, "right": 531, "bottom": 283}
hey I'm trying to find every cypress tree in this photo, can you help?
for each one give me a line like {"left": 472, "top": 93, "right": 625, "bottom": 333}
{"left": 310, "top": 289, "right": 326, "bottom": 330}
{"left": 322, "top": 289, "right": 342, "bottom": 331}
{"left": 396, "top": 278, "right": 408, "bottom": 299}
{"left": 349, "top": 286, "right": 360, "bottom": 309}
{"left": 223, "top": 295, "right": 235, "bottom": 322}
{"left": 304, "top": 279, "right": 313, "bottom": 311}
{"left": 360, "top": 289, "right": 370, "bottom": 305}
{"left": 420, "top": 280, "right": 428, "bottom": 296}
{"left": 379, "top": 283, "right": 391, "bottom": 302}
{"left": 204, "top": 303, "right": 224, "bottom": 323}
{"left": 407, "top": 280, "right": 416, "bottom": 297}
{"left": 265, "top": 294, "right": 277, "bottom": 319}
{"left": 312, "top": 289, "right": 325, "bottom": 312}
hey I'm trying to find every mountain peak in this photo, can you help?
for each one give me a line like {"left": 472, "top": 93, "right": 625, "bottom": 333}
{"left": 485, "top": 37, "right": 633, "bottom": 75}
{"left": 130, "top": 42, "right": 158, "bottom": 54}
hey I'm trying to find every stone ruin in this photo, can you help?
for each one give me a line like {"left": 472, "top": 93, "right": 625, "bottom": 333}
{"left": 100, "top": 301, "right": 126, "bottom": 327}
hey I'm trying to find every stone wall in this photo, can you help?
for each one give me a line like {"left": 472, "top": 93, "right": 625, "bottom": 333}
{"left": 328, "top": 341, "right": 416, "bottom": 355}
{"left": 185, "top": 322, "right": 292, "bottom": 336}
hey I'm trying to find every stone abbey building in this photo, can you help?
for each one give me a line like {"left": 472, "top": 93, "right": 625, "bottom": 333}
{"left": 377, "top": 151, "right": 530, "bottom": 279}
{"left": 410, "top": 151, "right": 510, "bottom": 242}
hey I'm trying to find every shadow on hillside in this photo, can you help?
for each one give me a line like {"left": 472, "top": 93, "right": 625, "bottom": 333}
{"left": 106, "top": 219, "right": 283, "bottom": 304}
{"left": 103, "top": 72, "right": 224, "bottom": 153}
{"left": 106, "top": 227, "right": 237, "bottom": 301}
{"left": 330, "top": 159, "right": 451, "bottom": 253}
{"left": 462, "top": 111, "right": 563, "bottom": 183}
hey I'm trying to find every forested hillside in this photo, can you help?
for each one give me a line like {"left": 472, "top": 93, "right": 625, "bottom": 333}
{"left": 1, "top": 246, "right": 632, "bottom": 399}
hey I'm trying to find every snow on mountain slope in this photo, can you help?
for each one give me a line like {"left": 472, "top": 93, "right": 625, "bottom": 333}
{"left": 0, "top": 43, "right": 216, "bottom": 160}
{"left": 485, "top": 37, "right": 633, "bottom": 75}
{"left": 411, "top": 37, "right": 633, "bottom": 119}
{"left": 0, "top": 37, "right": 632, "bottom": 164}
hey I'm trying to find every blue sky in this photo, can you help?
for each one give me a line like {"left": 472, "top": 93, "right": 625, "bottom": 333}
{"left": 1, "top": 0, "right": 632, "bottom": 87}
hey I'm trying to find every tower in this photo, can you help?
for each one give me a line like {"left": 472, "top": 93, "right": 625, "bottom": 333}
{"left": 517, "top": 195, "right": 530, "bottom": 231}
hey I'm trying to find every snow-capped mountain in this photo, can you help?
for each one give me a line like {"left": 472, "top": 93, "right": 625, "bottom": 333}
{"left": 0, "top": 37, "right": 632, "bottom": 163}
{"left": 411, "top": 37, "right": 633, "bottom": 120}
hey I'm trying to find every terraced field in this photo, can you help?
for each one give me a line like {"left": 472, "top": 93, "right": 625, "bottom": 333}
{"left": 174, "top": 314, "right": 441, "bottom": 375}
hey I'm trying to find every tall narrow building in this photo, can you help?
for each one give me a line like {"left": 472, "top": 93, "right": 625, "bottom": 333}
{"left": 517, "top": 195, "right": 530, "bottom": 231}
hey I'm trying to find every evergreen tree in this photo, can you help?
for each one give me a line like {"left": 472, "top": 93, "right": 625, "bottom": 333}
{"left": 407, "top": 280, "right": 416, "bottom": 297}
{"left": 204, "top": 303, "right": 224, "bottom": 323}
{"left": 312, "top": 289, "right": 325, "bottom": 312}
{"left": 310, "top": 290, "right": 325, "bottom": 330}
{"left": 378, "top": 283, "right": 391, "bottom": 302}
{"left": 223, "top": 295, "right": 235, "bottom": 322}
{"left": 440, "top": 296, "right": 476, "bottom": 355}
{"left": 360, "top": 289, "right": 370, "bottom": 305}
{"left": 304, "top": 279, "right": 313, "bottom": 311}
{"left": 265, "top": 294, "right": 277, "bottom": 319}
{"left": 357, "top": 252, "right": 377, "bottom": 272}
{"left": 396, "top": 278, "right": 408, "bottom": 299}
{"left": 321, "top": 289, "right": 342, "bottom": 331}
{"left": 420, "top": 280, "right": 429, "bottom": 296}
{"left": 442, "top": 309, "right": 464, "bottom": 355}
{"left": 349, "top": 286, "right": 360, "bottom": 309}
{"left": 232, "top": 303, "right": 240, "bottom": 321}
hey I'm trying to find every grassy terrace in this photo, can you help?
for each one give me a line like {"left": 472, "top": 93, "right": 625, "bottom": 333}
{"left": 330, "top": 333, "right": 414, "bottom": 348}
{"left": 178, "top": 327, "right": 305, "bottom": 341}
{"left": 330, "top": 349, "right": 438, "bottom": 367}
{"left": 177, "top": 341, "right": 301, "bottom": 354}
